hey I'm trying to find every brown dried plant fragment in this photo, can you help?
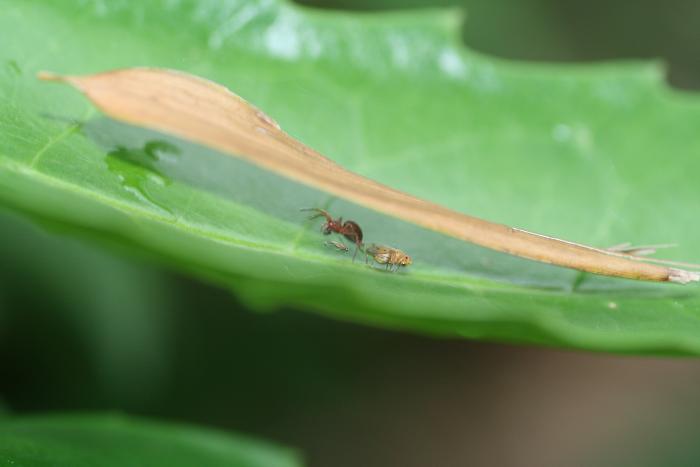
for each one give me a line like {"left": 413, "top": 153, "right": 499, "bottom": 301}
{"left": 38, "top": 68, "right": 699, "bottom": 284}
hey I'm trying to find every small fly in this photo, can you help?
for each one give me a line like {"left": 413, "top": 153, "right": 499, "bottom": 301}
{"left": 365, "top": 244, "right": 412, "bottom": 272}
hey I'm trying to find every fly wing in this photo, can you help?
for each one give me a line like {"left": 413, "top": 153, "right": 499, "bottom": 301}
{"left": 373, "top": 252, "right": 391, "bottom": 264}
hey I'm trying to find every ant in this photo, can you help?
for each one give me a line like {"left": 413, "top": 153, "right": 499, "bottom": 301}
{"left": 302, "top": 208, "right": 364, "bottom": 260}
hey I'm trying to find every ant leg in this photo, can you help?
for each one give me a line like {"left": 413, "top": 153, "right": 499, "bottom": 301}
{"left": 351, "top": 241, "right": 363, "bottom": 263}
{"left": 300, "top": 207, "right": 331, "bottom": 222}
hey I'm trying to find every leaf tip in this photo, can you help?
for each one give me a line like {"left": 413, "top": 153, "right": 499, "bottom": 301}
{"left": 37, "top": 70, "right": 66, "bottom": 82}
{"left": 669, "top": 268, "right": 700, "bottom": 285}
{"left": 37, "top": 71, "right": 87, "bottom": 92}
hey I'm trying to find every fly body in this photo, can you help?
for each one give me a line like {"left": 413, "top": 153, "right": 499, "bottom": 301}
{"left": 365, "top": 244, "right": 412, "bottom": 272}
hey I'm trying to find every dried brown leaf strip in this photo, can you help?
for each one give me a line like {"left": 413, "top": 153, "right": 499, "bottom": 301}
{"left": 39, "top": 68, "right": 699, "bottom": 284}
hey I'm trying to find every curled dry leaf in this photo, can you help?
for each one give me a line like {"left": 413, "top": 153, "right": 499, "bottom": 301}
{"left": 38, "top": 68, "right": 699, "bottom": 284}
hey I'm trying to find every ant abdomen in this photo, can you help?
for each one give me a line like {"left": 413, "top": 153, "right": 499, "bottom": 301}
{"left": 341, "top": 220, "right": 363, "bottom": 244}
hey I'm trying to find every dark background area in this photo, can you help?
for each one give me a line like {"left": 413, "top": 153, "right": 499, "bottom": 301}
{"left": 3, "top": 1, "right": 700, "bottom": 466}
{"left": 298, "top": 0, "right": 700, "bottom": 90}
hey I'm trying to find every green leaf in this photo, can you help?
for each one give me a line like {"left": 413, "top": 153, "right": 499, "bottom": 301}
{"left": 1, "top": 0, "right": 699, "bottom": 354}
{"left": 0, "top": 414, "right": 301, "bottom": 467}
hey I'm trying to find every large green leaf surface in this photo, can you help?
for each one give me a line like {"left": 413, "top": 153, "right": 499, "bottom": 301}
{"left": 0, "top": 414, "right": 300, "bottom": 467}
{"left": 1, "top": 0, "right": 699, "bottom": 354}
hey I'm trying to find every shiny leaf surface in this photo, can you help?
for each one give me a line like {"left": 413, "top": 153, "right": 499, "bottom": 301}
{"left": 1, "top": 1, "right": 700, "bottom": 354}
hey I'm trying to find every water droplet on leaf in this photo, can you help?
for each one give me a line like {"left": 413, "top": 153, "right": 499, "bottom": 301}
{"left": 105, "top": 141, "right": 176, "bottom": 216}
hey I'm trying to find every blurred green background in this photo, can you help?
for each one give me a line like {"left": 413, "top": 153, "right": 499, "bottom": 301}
{"left": 3, "top": 1, "right": 700, "bottom": 466}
